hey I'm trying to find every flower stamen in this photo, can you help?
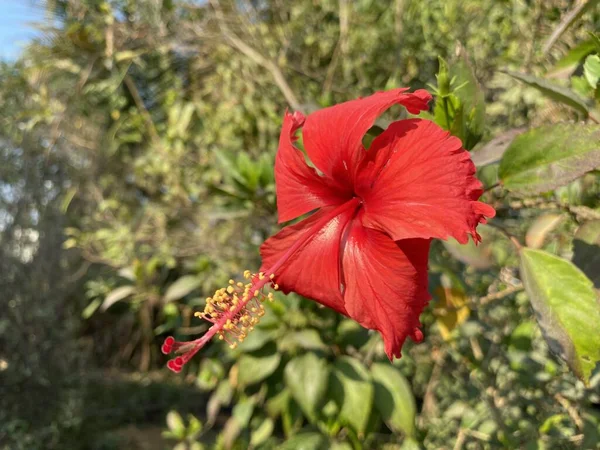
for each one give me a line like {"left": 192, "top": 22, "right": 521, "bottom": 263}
{"left": 163, "top": 271, "right": 276, "bottom": 372}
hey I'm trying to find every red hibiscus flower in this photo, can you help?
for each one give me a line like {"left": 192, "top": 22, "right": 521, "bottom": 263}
{"left": 163, "top": 88, "right": 495, "bottom": 372}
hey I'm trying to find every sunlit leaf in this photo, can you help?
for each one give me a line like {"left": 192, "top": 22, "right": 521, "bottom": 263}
{"left": 102, "top": 285, "right": 136, "bottom": 311}
{"left": 278, "top": 329, "right": 326, "bottom": 352}
{"left": 82, "top": 298, "right": 102, "bottom": 319}
{"left": 548, "top": 40, "right": 597, "bottom": 78}
{"left": 277, "top": 432, "right": 328, "bottom": 450}
{"left": 237, "top": 343, "right": 281, "bottom": 388}
{"left": 584, "top": 54, "right": 600, "bottom": 89}
{"left": 330, "top": 357, "right": 374, "bottom": 435}
{"left": 433, "top": 285, "right": 471, "bottom": 341}
{"left": 371, "top": 363, "right": 417, "bottom": 437}
{"left": 164, "top": 276, "right": 202, "bottom": 302}
{"left": 503, "top": 71, "right": 590, "bottom": 116}
{"left": 520, "top": 248, "right": 600, "bottom": 384}
{"left": 284, "top": 353, "right": 330, "bottom": 423}
{"left": 443, "top": 234, "right": 494, "bottom": 270}
{"left": 250, "top": 417, "right": 274, "bottom": 447}
{"left": 525, "top": 214, "right": 564, "bottom": 249}
{"left": 499, "top": 124, "right": 600, "bottom": 194}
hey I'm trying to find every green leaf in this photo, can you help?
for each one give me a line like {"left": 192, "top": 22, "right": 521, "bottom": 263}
{"left": 284, "top": 353, "right": 330, "bottom": 423}
{"left": 166, "top": 411, "right": 186, "bottom": 439}
{"left": 277, "top": 432, "right": 328, "bottom": 450}
{"left": 237, "top": 343, "right": 281, "bottom": 388}
{"left": 266, "top": 388, "right": 291, "bottom": 419}
{"left": 371, "top": 363, "right": 417, "bottom": 437}
{"left": 470, "top": 128, "right": 526, "bottom": 168}
{"left": 449, "top": 44, "right": 486, "bottom": 149}
{"left": 236, "top": 327, "right": 277, "bottom": 353}
{"left": 330, "top": 357, "right": 374, "bottom": 435}
{"left": 443, "top": 233, "right": 494, "bottom": 270}
{"left": 525, "top": 214, "right": 564, "bottom": 249}
{"left": 573, "top": 220, "right": 600, "bottom": 289}
{"left": 196, "top": 358, "right": 225, "bottom": 391}
{"left": 433, "top": 49, "right": 485, "bottom": 150}
{"left": 548, "top": 40, "right": 598, "bottom": 76}
{"left": 250, "top": 417, "right": 274, "bottom": 447}
{"left": 82, "top": 298, "right": 102, "bottom": 319}
{"left": 207, "top": 380, "right": 233, "bottom": 425}
{"left": 503, "top": 71, "right": 590, "bottom": 116}
{"left": 164, "top": 275, "right": 202, "bottom": 302}
{"left": 520, "top": 248, "right": 600, "bottom": 384}
{"left": 232, "top": 397, "right": 255, "bottom": 428}
{"left": 102, "top": 285, "right": 136, "bottom": 310}
{"left": 584, "top": 55, "right": 600, "bottom": 89}
{"left": 498, "top": 124, "right": 600, "bottom": 194}
{"left": 278, "top": 329, "right": 326, "bottom": 352}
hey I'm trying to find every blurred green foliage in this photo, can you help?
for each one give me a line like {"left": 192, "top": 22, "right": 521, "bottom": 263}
{"left": 1, "top": 1, "right": 600, "bottom": 449}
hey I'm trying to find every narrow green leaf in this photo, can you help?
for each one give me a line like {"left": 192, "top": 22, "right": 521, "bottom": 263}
{"left": 503, "top": 71, "right": 590, "bottom": 115}
{"left": 371, "top": 363, "right": 417, "bottom": 437}
{"left": 237, "top": 343, "right": 281, "bottom": 388}
{"left": 250, "top": 417, "right": 274, "bottom": 447}
{"left": 278, "top": 432, "right": 328, "bottom": 450}
{"left": 330, "top": 357, "right": 374, "bottom": 435}
{"left": 166, "top": 411, "right": 186, "bottom": 437}
{"left": 498, "top": 124, "right": 600, "bottom": 194}
{"left": 102, "top": 285, "right": 136, "bottom": 310}
{"left": 232, "top": 397, "right": 255, "bottom": 428}
{"left": 284, "top": 353, "right": 330, "bottom": 423}
{"left": 525, "top": 214, "right": 564, "bottom": 249}
{"left": 520, "top": 248, "right": 600, "bottom": 384}
{"left": 164, "top": 276, "right": 202, "bottom": 302}
{"left": 82, "top": 298, "right": 102, "bottom": 319}
{"left": 548, "top": 40, "right": 597, "bottom": 76}
{"left": 584, "top": 54, "right": 600, "bottom": 89}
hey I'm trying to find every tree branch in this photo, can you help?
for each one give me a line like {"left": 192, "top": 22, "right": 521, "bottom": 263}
{"left": 210, "top": 0, "right": 303, "bottom": 112}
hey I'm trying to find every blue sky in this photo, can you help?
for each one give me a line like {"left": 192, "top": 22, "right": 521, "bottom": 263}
{"left": 0, "top": 1, "right": 46, "bottom": 60}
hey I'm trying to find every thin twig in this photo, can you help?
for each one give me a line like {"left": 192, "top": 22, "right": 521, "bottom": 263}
{"left": 554, "top": 393, "right": 584, "bottom": 431}
{"left": 542, "top": 0, "right": 591, "bottom": 54}
{"left": 480, "top": 283, "right": 524, "bottom": 305}
{"left": 210, "top": 0, "right": 302, "bottom": 112}
{"left": 323, "top": 0, "right": 349, "bottom": 95}
{"left": 123, "top": 74, "right": 161, "bottom": 143}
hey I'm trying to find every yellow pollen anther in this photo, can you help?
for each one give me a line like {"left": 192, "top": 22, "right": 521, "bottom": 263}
{"left": 270, "top": 273, "right": 275, "bottom": 279}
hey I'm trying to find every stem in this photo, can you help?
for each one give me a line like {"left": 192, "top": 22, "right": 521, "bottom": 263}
{"left": 442, "top": 95, "right": 452, "bottom": 130}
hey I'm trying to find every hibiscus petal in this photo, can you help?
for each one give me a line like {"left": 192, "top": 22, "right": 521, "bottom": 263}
{"left": 342, "top": 220, "right": 431, "bottom": 360}
{"left": 301, "top": 89, "right": 432, "bottom": 187}
{"left": 260, "top": 206, "right": 357, "bottom": 315}
{"left": 275, "top": 111, "right": 349, "bottom": 223}
{"left": 358, "top": 119, "right": 496, "bottom": 244}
